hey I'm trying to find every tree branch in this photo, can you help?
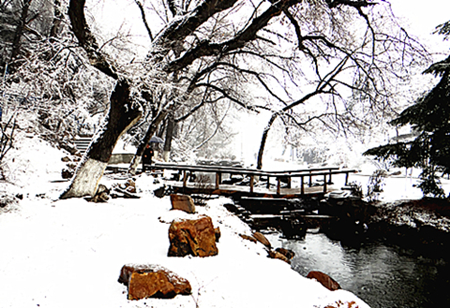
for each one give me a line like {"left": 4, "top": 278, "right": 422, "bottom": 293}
{"left": 134, "top": 0, "right": 154, "bottom": 41}
{"left": 165, "top": 0, "right": 303, "bottom": 73}
{"left": 68, "top": 0, "right": 118, "bottom": 79}
{"left": 152, "top": 0, "right": 239, "bottom": 52}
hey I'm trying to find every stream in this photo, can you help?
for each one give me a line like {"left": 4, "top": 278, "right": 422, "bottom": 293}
{"left": 268, "top": 232, "right": 450, "bottom": 308}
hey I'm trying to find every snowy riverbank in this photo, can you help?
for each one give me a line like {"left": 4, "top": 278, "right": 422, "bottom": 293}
{"left": 0, "top": 135, "right": 370, "bottom": 308}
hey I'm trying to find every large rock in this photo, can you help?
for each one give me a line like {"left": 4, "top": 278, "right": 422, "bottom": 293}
{"left": 170, "top": 194, "right": 196, "bottom": 214}
{"left": 168, "top": 216, "right": 218, "bottom": 257}
{"left": 118, "top": 264, "right": 191, "bottom": 300}
{"left": 306, "top": 271, "right": 341, "bottom": 291}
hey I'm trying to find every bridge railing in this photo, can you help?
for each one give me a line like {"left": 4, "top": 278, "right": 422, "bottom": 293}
{"left": 148, "top": 162, "right": 358, "bottom": 195}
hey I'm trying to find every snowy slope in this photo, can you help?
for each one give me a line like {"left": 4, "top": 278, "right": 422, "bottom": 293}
{"left": 0, "top": 134, "right": 370, "bottom": 308}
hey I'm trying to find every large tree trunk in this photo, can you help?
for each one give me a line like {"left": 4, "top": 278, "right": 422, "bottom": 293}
{"left": 128, "top": 109, "right": 169, "bottom": 175}
{"left": 163, "top": 115, "right": 175, "bottom": 161}
{"left": 60, "top": 80, "right": 141, "bottom": 199}
{"left": 256, "top": 113, "right": 278, "bottom": 170}
{"left": 10, "top": 0, "right": 31, "bottom": 63}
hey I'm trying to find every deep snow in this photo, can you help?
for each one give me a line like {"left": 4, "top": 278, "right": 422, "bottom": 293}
{"left": 0, "top": 133, "right": 371, "bottom": 308}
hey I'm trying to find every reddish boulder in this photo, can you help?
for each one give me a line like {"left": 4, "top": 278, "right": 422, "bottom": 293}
{"left": 118, "top": 264, "right": 191, "bottom": 300}
{"left": 168, "top": 216, "right": 218, "bottom": 257}
{"left": 306, "top": 271, "right": 341, "bottom": 291}
{"left": 170, "top": 194, "right": 196, "bottom": 214}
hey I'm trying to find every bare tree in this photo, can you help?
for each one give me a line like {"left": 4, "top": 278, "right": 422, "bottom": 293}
{"left": 60, "top": 0, "right": 427, "bottom": 198}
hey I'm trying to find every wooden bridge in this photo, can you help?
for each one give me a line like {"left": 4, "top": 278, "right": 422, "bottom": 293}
{"left": 147, "top": 162, "right": 358, "bottom": 198}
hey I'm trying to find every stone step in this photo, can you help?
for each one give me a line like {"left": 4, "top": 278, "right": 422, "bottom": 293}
{"left": 74, "top": 136, "right": 93, "bottom": 154}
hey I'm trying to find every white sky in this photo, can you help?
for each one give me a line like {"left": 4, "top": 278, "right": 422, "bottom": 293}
{"left": 88, "top": 0, "right": 450, "bottom": 59}
{"left": 390, "top": 0, "right": 449, "bottom": 57}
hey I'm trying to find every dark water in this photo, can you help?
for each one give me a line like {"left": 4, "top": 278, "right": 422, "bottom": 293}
{"left": 268, "top": 232, "right": 450, "bottom": 308}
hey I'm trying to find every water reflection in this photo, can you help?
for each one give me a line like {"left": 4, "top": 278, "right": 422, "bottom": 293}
{"left": 268, "top": 233, "right": 450, "bottom": 308}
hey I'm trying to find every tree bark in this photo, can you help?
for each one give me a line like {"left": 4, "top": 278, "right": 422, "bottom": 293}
{"left": 163, "top": 115, "right": 175, "bottom": 161}
{"left": 50, "top": 0, "right": 63, "bottom": 39}
{"left": 60, "top": 80, "right": 141, "bottom": 199}
{"left": 10, "top": 0, "right": 32, "bottom": 63}
{"left": 60, "top": 0, "right": 144, "bottom": 199}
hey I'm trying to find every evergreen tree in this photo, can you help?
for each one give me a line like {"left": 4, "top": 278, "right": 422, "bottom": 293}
{"left": 364, "top": 21, "right": 450, "bottom": 198}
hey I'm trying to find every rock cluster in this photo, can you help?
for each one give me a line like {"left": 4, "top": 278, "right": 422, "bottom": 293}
{"left": 88, "top": 184, "right": 110, "bottom": 202}
{"left": 60, "top": 155, "right": 80, "bottom": 179}
{"left": 240, "top": 231, "right": 295, "bottom": 264}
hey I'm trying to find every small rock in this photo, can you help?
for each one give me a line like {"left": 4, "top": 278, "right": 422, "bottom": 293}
{"left": 170, "top": 194, "right": 196, "bottom": 214}
{"left": 61, "top": 156, "right": 71, "bottom": 162}
{"left": 214, "top": 227, "right": 221, "bottom": 242}
{"left": 61, "top": 168, "right": 74, "bottom": 179}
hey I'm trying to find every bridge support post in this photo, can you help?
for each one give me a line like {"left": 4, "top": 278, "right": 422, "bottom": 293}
{"left": 183, "top": 171, "right": 188, "bottom": 188}
{"left": 215, "top": 172, "right": 220, "bottom": 189}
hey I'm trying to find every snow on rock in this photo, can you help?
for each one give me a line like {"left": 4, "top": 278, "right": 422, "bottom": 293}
{"left": 372, "top": 199, "right": 450, "bottom": 232}
{"left": 0, "top": 135, "right": 370, "bottom": 308}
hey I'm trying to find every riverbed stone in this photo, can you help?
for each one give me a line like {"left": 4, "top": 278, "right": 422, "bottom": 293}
{"left": 240, "top": 234, "right": 257, "bottom": 243}
{"left": 306, "top": 271, "right": 341, "bottom": 291}
{"left": 170, "top": 194, "right": 196, "bottom": 213}
{"left": 267, "top": 250, "right": 290, "bottom": 264}
{"left": 168, "top": 215, "right": 218, "bottom": 257}
{"left": 118, "top": 264, "right": 191, "bottom": 300}
{"left": 252, "top": 231, "right": 272, "bottom": 248}
{"left": 275, "top": 247, "right": 295, "bottom": 260}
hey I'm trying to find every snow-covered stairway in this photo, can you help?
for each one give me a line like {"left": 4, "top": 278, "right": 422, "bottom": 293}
{"left": 74, "top": 136, "right": 92, "bottom": 154}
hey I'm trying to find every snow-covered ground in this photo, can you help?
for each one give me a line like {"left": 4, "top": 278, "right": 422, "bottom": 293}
{"left": 0, "top": 134, "right": 371, "bottom": 308}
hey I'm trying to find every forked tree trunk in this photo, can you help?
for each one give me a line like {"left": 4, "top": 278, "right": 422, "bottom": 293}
{"left": 60, "top": 80, "right": 141, "bottom": 199}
